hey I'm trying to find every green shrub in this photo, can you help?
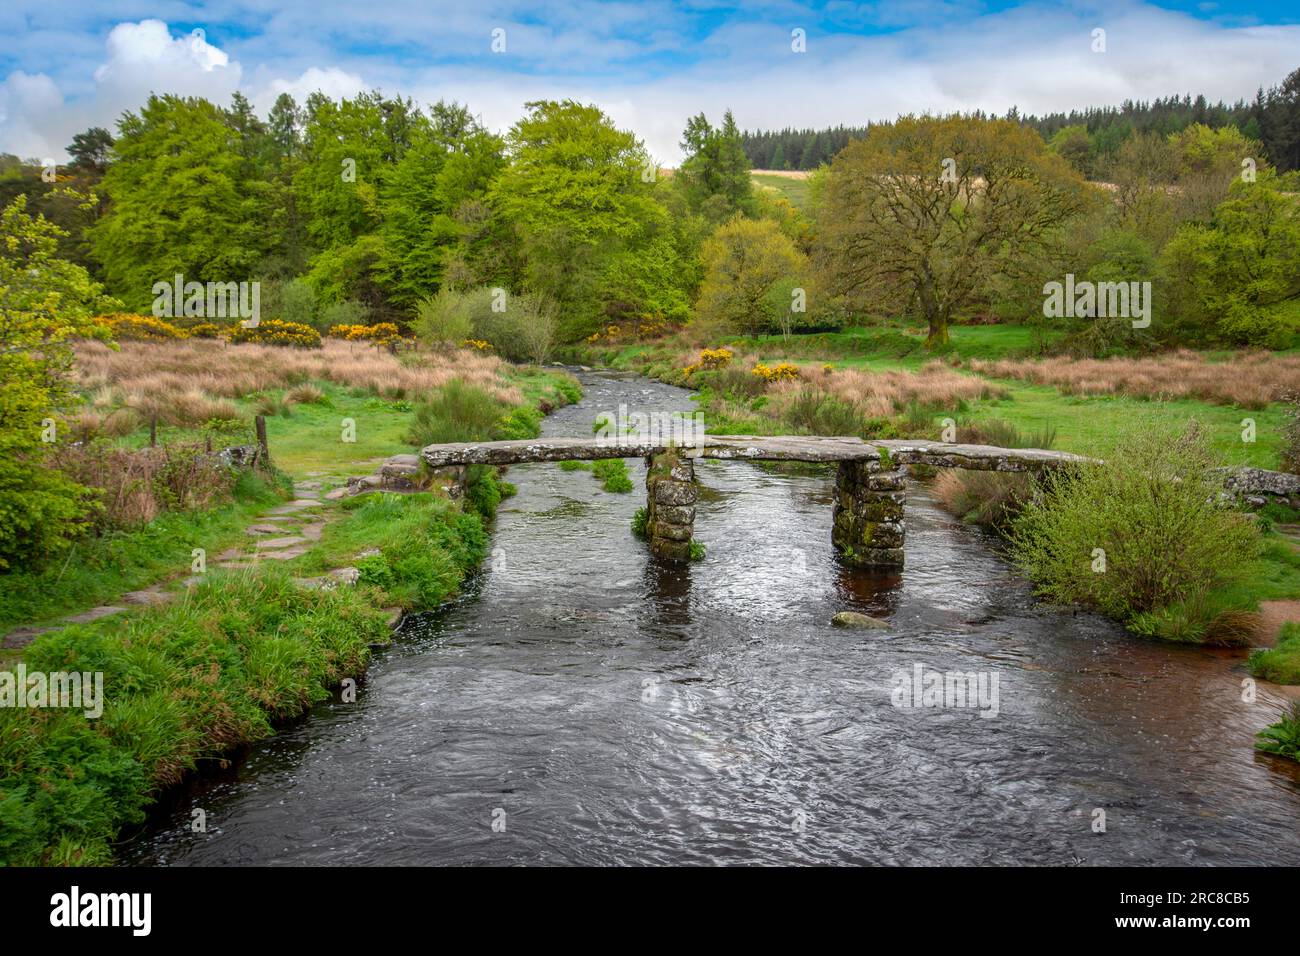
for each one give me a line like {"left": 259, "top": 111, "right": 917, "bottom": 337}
{"left": 0, "top": 458, "right": 95, "bottom": 572}
{"left": 551, "top": 377, "right": 583, "bottom": 405}
{"left": 1257, "top": 703, "right": 1300, "bottom": 761}
{"left": 407, "top": 380, "right": 509, "bottom": 445}
{"left": 407, "top": 380, "right": 546, "bottom": 446}
{"left": 496, "top": 405, "right": 543, "bottom": 441}
{"left": 464, "top": 465, "right": 504, "bottom": 521}
{"left": 226, "top": 319, "right": 322, "bottom": 348}
{"left": 592, "top": 459, "right": 633, "bottom": 493}
{"left": 631, "top": 506, "right": 649, "bottom": 539}
{"left": 414, "top": 288, "right": 476, "bottom": 349}
{"left": 318, "top": 299, "right": 371, "bottom": 335}
{"left": 1009, "top": 425, "right": 1260, "bottom": 628}
{"left": 1129, "top": 591, "right": 1259, "bottom": 646}
{"left": 781, "top": 389, "right": 863, "bottom": 437}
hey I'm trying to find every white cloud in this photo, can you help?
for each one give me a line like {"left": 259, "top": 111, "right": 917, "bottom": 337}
{"left": 0, "top": 71, "right": 63, "bottom": 161}
{"left": 91, "top": 19, "right": 241, "bottom": 107}
{"left": 253, "top": 67, "right": 369, "bottom": 111}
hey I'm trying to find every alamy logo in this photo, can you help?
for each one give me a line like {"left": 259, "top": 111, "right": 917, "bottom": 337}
{"left": 152, "top": 273, "right": 261, "bottom": 327}
{"left": 594, "top": 404, "right": 705, "bottom": 452}
{"left": 50, "top": 886, "right": 151, "bottom": 936}
{"left": 1, "top": 665, "right": 103, "bottom": 718}
{"left": 1043, "top": 273, "right": 1150, "bottom": 329}
{"left": 890, "top": 663, "right": 1000, "bottom": 718}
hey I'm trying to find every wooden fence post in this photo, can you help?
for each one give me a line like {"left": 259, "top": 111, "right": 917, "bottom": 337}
{"left": 254, "top": 414, "right": 269, "bottom": 469}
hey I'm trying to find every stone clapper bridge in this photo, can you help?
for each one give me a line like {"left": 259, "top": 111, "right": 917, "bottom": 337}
{"left": 419, "top": 435, "right": 1088, "bottom": 567}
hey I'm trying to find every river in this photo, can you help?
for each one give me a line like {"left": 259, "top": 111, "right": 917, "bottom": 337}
{"left": 124, "top": 371, "right": 1300, "bottom": 866}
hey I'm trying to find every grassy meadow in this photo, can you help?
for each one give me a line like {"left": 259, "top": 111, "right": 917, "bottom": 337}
{"left": 587, "top": 322, "right": 1293, "bottom": 469}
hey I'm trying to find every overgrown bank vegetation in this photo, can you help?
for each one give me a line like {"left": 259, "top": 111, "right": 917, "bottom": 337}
{"left": 0, "top": 483, "right": 502, "bottom": 866}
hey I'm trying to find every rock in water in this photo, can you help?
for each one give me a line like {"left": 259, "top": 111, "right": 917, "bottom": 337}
{"left": 831, "top": 611, "right": 890, "bottom": 630}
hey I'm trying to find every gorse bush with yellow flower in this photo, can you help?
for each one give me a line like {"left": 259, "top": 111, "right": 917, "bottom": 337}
{"left": 100, "top": 313, "right": 190, "bottom": 341}
{"left": 751, "top": 361, "right": 801, "bottom": 382}
{"left": 328, "top": 322, "right": 402, "bottom": 345}
{"left": 682, "top": 347, "right": 734, "bottom": 376}
{"left": 227, "top": 319, "right": 322, "bottom": 348}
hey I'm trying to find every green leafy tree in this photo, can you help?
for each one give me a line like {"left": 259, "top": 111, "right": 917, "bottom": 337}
{"left": 0, "top": 193, "right": 116, "bottom": 568}
{"left": 90, "top": 95, "right": 267, "bottom": 309}
{"left": 677, "top": 110, "right": 754, "bottom": 221}
{"left": 1048, "top": 124, "right": 1095, "bottom": 177}
{"left": 414, "top": 287, "right": 479, "bottom": 349}
{"left": 816, "top": 114, "right": 1089, "bottom": 347}
{"left": 1160, "top": 171, "right": 1300, "bottom": 347}
{"left": 66, "top": 128, "right": 114, "bottom": 173}
{"left": 297, "top": 91, "right": 423, "bottom": 314}
{"left": 1168, "top": 123, "right": 1262, "bottom": 222}
{"left": 490, "top": 100, "right": 680, "bottom": 340}
{"left": 380, "top": 103, "right": 506, "bottom": 308}
{"left": 696, "top": 216, "right": 807, "bottom": 336}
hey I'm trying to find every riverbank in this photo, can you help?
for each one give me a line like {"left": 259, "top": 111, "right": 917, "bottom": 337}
{"left": 0, "top": 344, "right": 581, "bottom": 865}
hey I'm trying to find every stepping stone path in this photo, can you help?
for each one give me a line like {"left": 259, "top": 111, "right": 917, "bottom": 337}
{"left": 1, "top": 478, "right": 380, "bottom": 649}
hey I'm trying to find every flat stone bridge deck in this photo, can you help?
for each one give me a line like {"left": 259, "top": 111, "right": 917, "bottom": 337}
{"left": 421, "top": 435, "right": 1088, "bottom": 567}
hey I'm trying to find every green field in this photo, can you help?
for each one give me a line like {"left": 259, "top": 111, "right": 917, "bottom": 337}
{"left": 752, "top": 172, "right": 812, "bottom": 212}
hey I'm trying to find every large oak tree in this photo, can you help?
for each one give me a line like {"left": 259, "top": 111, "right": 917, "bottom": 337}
{"left": 816, "top": 115, "right": 1089, "bottom": 346}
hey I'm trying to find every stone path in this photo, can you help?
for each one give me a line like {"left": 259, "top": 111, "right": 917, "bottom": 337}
{"left": 5, "top": 453, "right": 481, "bottom": 649}
{"left": 2, "top": 480, "right": 342, "bottom": 649}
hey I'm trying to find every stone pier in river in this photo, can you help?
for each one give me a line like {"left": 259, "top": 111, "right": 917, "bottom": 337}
{"left": 832, "top": 458, "right": 908, "bottom": 568}
{"left": 420, "top": 434, "right": 1091, "bottom": 569}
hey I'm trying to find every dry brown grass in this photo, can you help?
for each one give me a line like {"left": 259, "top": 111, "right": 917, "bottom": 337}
{"left": 932, "top": 467, "right": 1033, "bottom": 530}
{"left": 49, "top": 441, "right": 237, "bottom": 530}
{"left": 73, "top": 339, "right": 522, "bottom": 418}
{"left": 774, "top": 361, "right": 1006, "bottom": 417}
{"left": 968, "top": 350, "right": 1300, "bottom": 409}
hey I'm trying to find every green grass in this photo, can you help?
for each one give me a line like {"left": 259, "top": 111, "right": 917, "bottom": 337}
{"left": 1257, "top": 703, "right": 1300, "bottom": 761}
{"left": 0, "top": 483, "right": 497, "bottom": 866}
{"left": 742, "top": 322, "right": 1056, "bottom": 367}
{"left": 116, "top": 370, "right": 581, "bottom": 482}
{"left": 286, "top": 492, "right": 489, "bottom": 610}
{"left": 508, "top": 365, "right": 583, "bottom": 409}
{"left": 257, "top": 387, "right": 414, "bottom": 477}
{"left": 596, "top": 323, "right": 1287, "bottom": 468}
{"left": 592, "top": 459, "right": 634, "bottom": 492}
{"left": 953, "top": 384, "right": 1286, "bottom": 468}
{"left": 0, "top": 568, "right": 389, "bottom": 865}
{"left": 1251, "top": 621, "right": 1300, "bottom": 684}
{"left": 0, "top": 470, "right": 286, "bottom": 634}
{"left": 407, "top": 373, "right": 578, "bottom": 447}
{"left": 752, "top": 172, "right": 812, "bottom": 212}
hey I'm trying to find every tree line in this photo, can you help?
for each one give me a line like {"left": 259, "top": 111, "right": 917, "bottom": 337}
{"left": 739, "top": 66, "right": 1300, "bottom": 173}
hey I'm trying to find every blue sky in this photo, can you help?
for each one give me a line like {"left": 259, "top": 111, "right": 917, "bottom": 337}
{"left": 2, "top": 1, "right": 1298, "bottom": 162}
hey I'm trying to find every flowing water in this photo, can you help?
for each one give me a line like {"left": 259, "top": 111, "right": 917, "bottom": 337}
{"left": 125, "top": 371, "right": 1300, "bottom": 866}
